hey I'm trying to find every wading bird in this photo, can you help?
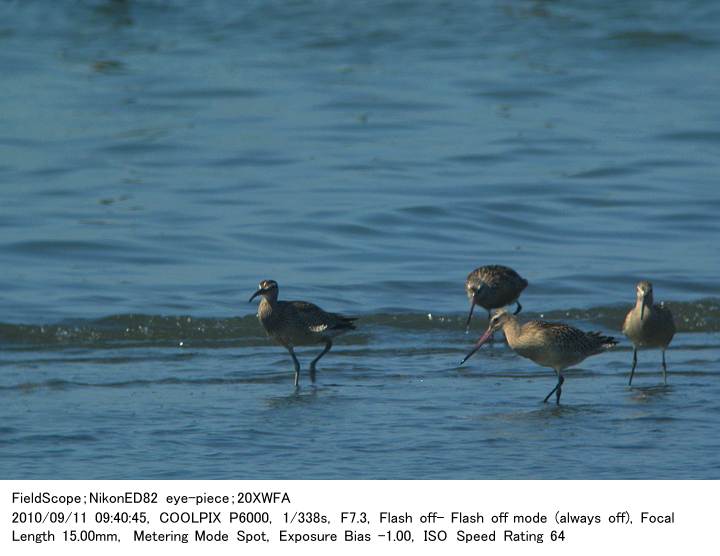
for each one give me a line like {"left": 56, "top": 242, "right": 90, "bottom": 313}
{"left": 622, "top": 280, "right": 675, "bottom": 385}
{"left": 465, "top": 265, "right": 528, "bottom": 332}
{"left": 460, "top": 309, "right": 617, "bottom": 404}
{"left": 249, "top": 280, "right": 357, "bottom": 387}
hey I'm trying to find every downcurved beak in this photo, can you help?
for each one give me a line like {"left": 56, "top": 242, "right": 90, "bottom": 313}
{"left": 459, "top": 326, "right": 494, "bottom": 366}
{"left": 248, "top": 288, "right": 263, "bottom": 303}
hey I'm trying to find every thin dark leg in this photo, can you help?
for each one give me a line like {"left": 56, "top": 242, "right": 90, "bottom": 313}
{"left": 662, "top": 349, "right": 667, "bottom": 384}
{"left": 514, "top": 300, "right": 522, "bottom": 315}
{"left": 555, "top": 374, "right": 564, "bottom": 405}
{"left": 287, "top": 346, "right": 301, "bottom": 387}
{"left": 628, "top": 347, "right": 638, "bottom": 386}
{"left": 309, "top": 340, "right": 332, "bottom": 383}
{"left": 543, "top": 372, "right": 565, "bottom": 405}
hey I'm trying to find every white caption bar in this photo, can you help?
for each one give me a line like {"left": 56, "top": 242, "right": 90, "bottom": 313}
{"left": 1, "top": 480, "right": 715, "bottom": 555}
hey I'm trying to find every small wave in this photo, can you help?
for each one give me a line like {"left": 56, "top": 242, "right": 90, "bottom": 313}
{"left": 1, "top": 375, "right": 290, "bottom": 392}
{"left": 607, "top": 31, "right": 713, "bottom": 49}
{"left": 10, "top": 433, "right": 98, "bottom": 444}
{"left": 0, "top": 298, "right": 718, "bottom": 349}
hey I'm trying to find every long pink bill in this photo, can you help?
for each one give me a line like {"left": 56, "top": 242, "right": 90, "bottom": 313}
{"left": 459, "top": 327, "right": 494, "bottom": 366}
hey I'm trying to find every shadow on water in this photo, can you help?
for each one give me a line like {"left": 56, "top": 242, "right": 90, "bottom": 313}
{"left": 522, "top": 403, "right": 605, "bottom": 419}
{"left": 475, "top": 403, "right": 605, "bottom": 423}
{"left": 627, "top": 384, "right": 673, "bottom": 403}
{"left": 265, "top": 386, "right": 321, "bottom": 409}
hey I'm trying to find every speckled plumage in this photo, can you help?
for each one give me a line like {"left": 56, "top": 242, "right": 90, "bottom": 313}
{"left": 461, "top": 309, "right": 616, "bottom": 404}
{"left": 250, "top": 280, "right": 356, "bottom": 386}
{"left": 502, "top": 317, "right": 617, "bottom": 372}
{"left": 465, "top": 265, "right": 528, "bottom": 331}
{"left": 622, "top": 280, "right": 675, "bottom": 385}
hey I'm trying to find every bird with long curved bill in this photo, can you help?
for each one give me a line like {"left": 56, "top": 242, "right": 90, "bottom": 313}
{"left": 249, "top": 280, "right": 357, "bottom": 387}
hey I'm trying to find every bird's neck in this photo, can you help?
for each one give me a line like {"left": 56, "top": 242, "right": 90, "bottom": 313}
{"left": 501, "top": 316, "right": 522, "bottom": 346}
{"left": 258, "top": 296, "right": 277, "bottom": 320}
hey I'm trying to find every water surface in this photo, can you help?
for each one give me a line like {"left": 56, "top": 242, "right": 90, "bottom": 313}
{"left": 1, "top": 0, "right": 719, "bottom": 479}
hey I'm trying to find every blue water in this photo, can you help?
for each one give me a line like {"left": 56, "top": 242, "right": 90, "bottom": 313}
{"left": 1, "top": 0, "right": 719, "bottom": 479}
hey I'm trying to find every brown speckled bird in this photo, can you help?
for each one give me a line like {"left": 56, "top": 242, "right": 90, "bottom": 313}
{"left": 465, "top": 265, "right": 528, "bottom": 332}
{"left": 249, "top": 279, "right": 357, "bottom": 387}
{"left": 622, "top": 280, "right": 675, "bottom": 386}
{"left": 460, "top": 309, "right": 617, "bottom": 404}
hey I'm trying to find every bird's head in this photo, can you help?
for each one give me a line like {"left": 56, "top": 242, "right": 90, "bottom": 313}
{"left": 249, "top": 279, "right": 279, "bottom": 302}
{"left": 487, "top": 308, "right": 512, "bottom": 333}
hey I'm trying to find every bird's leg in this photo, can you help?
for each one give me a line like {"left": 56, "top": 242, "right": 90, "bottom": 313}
{"left": 309, "top": 340, "right": 333, "bottom": 383}
{"left": 543, "top": 372, "right": 565, "bottom": 405}
{"left": 514, "top": 300, "right": 522, "bottom": 315}
{"left": 287, "top": 346, "right": 301, "bottom": 388}
{"left": 662, "top": 349, "right": 667, "bottom": 385}
{"left": 628, "top": 347, "right": 638, "bottom": 386}
{"left": 555, "top": 374, "right": 564, "bottom": 405}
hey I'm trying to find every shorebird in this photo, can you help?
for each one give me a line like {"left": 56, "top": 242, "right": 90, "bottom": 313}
{"left": 465, "top": 265, "right": 528, "bottom": 332}
{"left": 249, "top": 279, "right": 357, "bottom": 387}
{"left": 622, "top": 280, "right": 675, "bottom": 386}
{"left": 460, "top": 309, "right": 617, "bottom": 404}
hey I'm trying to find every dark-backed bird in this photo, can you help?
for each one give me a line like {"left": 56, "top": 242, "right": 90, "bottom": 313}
{"left": 465, "top": 265, "right": 528, "bottom": 332}
{"left": 249, "top": 279, "right": 357, "bottom": 387}
{"left": 622, "top": 280, "right": 675, "bottom": 386}
{"left": 460, "top": 309, "right": 617, "bottom": 404}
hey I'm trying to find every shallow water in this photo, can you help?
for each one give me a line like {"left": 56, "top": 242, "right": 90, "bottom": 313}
{"left": 1, "top": 0, "right": 719, "bottom": 479}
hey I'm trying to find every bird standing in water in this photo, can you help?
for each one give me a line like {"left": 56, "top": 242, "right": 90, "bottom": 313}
{"left": 465, "top": 265, "right": 528, "bottom": 332}
{"left": 249, "top": 279, "right": 357, "bottom": 387}
{"left": 460, "top": 309, "right": 617, "bottom": 404}
{"left": 622, "top": 280, "right": 675, "bottom": 385}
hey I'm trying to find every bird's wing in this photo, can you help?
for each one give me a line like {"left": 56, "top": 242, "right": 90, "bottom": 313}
{"left": 288, "top": 301, "right": 356, "bottom": 332}
{"left": 658, "top": 303, "right": 676, "bottom": 335}
{"left": 528, "top": 320, "right": 616, "bottom": 353}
